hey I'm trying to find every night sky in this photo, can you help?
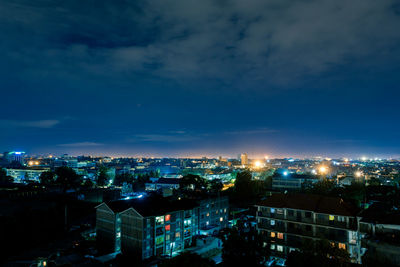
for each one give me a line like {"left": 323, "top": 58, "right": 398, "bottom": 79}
{"left": 1, "top": 0, "right": 400, "bottom": 158}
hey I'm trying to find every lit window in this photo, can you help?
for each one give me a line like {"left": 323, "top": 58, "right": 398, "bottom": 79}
{"left": 277, "top": 233, "right": 284, "bottom": 239}
{"left": 329, "top": 215, "right": 335, "bottom": 221}
{"left": 277, "top": 245, "right": 283, "bottom": 252}
{"left": 206, "top": 221, "right": 209, "bottom": 225}
{"left": 176, "top": 232, "right": 180, "bottom": 238}
{"left": 207, "top": 213, "right": 210, "bottom": 217}
{"left": 271, "top": 208, "right": 276, "bottom": 213}
{"left": 271, "top": 232, "right": 276, "bottom": 238}
{"left": 165, "top": 225, "right": 170, "bottom": 231}
{"left": 270, "top": 220, "right": 275, "bottom": 226}
{"left": 338, "top": 243, "right": 346, "bottom": 250}
{"left": 156, "top": 216, "right": 164, "bottom": 225}
{"left": 166, "top": 234, "right": 170, "bottom": 241}
{"left": 165, "top": 214, "right": 171, "bottom": 221}
{"left": 220, "top": 217, "right": 223, "bottom": 222}
{"left": 270, "top": 244, "right": 276, "bottom": 250}
{"left": 224, "top": 208, "right": 227, "bottom": 213}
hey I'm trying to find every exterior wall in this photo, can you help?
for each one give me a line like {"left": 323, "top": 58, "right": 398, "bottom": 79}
{"left": 96, "top": 204, "right": 117, "bottom": 253}
{"left": 198, "top": 196, "right": 229, "bottom": 232}
{"left": 256, "top": 205, "right": 362, "bottom": 264}
{"left": 120, "top": 208, "right": 143, "bottom": 256}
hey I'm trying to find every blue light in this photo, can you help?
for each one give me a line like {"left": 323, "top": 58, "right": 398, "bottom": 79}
{"left": 283, "top": 171, "right": 288, "bottom": 176}
{"left": 138, "top": 194, "right": 143, "bottom": 198}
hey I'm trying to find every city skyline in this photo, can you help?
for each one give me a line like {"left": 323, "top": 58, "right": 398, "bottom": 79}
{"left": 1, "top": 0, "right": 400, "bottom": 157}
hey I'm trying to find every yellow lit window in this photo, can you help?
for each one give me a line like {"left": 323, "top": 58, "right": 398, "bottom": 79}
{"left": 277, "top": 233, "right": 284, "bottom": 239}
{"left": 329, "top": 215, "right": 335, "bottom": 221}
{"left": 338, "top": 243, "right": 346, "bottom": 250}
{"left": 271, "top": 232, "right": 276, "bottom": 238}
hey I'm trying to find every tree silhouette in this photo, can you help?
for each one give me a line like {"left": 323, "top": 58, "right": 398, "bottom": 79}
{"left": 39, "top": 171, "right": 55, "bottom": 185}
{"left": 0, "top": 168, "right": 13, "bottom": 183}
{"left": 55, "top": 166, "right": 82, "bottom": 192}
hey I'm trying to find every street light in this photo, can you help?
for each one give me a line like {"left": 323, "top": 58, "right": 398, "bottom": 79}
{"left": 319, "top": 166, "right": 328, "bottom": 174}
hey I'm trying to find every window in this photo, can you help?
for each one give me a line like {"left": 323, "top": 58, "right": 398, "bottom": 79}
{"left": 165, "top": 225, "right": 170, "bottom": 231}
{"left": 166, "top": 234, "right": 170, "bottom": 241}
{"left": 277, "top": 233, "right": 284, "bottom": 239}
{"left": 271, "top": 232, "right": 276, "bottom": 238}
{"left": 220, "top": 217, "right": 223, "bottom": 222}
{"left": 329, "top": 215, "right": 335, "bottom": 221}
{"left": 165, "top": 214, "right": 171, "bottom": 222}
{"left": 156, "top": 236, "right": 164, "bottom": 245}
{"left": 277, "top": 245, "right": 283, "bottom": 252}
{"left": 277, "top": 209, "right": 283, "bottom": 215}
{"left": 288, "top": 210, "right": 294, "bottom": 216}
{"left": 270, "top": 244, "right": 276, "bottom": 250}
{"left": 338, "top": 216, "right": 345, "bottom": 222}
{"left": 270, "top": 220, "right": 275, "bottom": 226}
{"left": 270, "top": 208, "right": 276, "bottom": 214}
{"left": 176, "top": 232, "right": 180, "bottom": 238}
{"left": 207, "top": 213, "right": 210, "bottom": 217}
{"left": 306, "top": 225, "right": 312, "bottom": 231}
{"left": 338, "top": 243, "right": 346, "bottom": 250}
{"left": 156, "top": 216, "right": 164, "bottom": 225}
{"left": 305, "top": 211, "right": 312, "bottom": 218}
{"left": 224, "top": 208, "right": 227, "bottom": 213}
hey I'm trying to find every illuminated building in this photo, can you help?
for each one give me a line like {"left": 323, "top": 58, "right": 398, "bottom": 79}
{"left": 256, "top": 193, "right": 363, "bottom": 264}
{"left": 96, "top": 195, "right": 228, "bottom": 259}
{"left": 240, "top": 153, "right": 248, "bottom": 166}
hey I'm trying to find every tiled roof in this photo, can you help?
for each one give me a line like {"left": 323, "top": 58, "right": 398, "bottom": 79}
{"left": 257, "top": 193, "right": 359, "bottom": 216}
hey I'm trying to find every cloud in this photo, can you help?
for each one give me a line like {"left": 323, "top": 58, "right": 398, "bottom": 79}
{"left": 0, "top": 119, "right": 60, "bottom": 128}
{"left": 1, "top": 0, "right": 400, "bottom": 86}
{"left": 57, "top": 142, "right": 104, "bottom": 147}
{"left": 225, "top": 128, "right": 278, "bottom": 135}
{"left": 130, "top": 133, "right": 199, "bottom": 143}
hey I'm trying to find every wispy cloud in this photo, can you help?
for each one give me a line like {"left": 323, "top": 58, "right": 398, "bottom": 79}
{"left": 129, "top": 131, "right": 201, "bottom": 143}
{"left": 57, "top": 142, "right": 103, "bottom": 147}
{"left": 225, "top": 128, "right": 278, "bottom": 135}
{"left": 0, "top": 119, "right": 60, "bottom": 128}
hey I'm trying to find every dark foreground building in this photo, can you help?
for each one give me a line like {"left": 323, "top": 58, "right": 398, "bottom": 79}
{"left": 256, "top": 193, "right": 363, "bottom": 264}
{"left": 96, "top": 195, "right": 228, "bottom": 259}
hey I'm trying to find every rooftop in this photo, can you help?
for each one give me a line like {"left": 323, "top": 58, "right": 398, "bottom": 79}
{"left": 105, "top": 195, "right": 198, "bottom": 217}
{"left": 257, "top": 193, "right": 359, "bottom": 216}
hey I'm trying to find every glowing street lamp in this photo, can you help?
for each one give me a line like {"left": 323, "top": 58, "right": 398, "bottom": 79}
{"left": 319, "top": 166, "right": 328, "bottom": 174}
{"left": 355, "top": 171, "right": 362, "bottom": 178}
{"left": 254, "top": 160, "right": 262, "bottom": 168}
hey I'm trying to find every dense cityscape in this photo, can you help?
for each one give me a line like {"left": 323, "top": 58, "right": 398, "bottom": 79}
{"left": 1, "top": 152, "right": 400, "bottom": 266}
{"left": 2, "top": 0, "right": 400, "bottom": 266}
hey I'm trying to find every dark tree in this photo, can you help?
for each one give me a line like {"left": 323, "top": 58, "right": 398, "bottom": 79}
{"left": 180, "top": 174, "right": 207, "bottom": 191}
{"left": 208, "top": 179, "right": 223, "bottom": 193}
{"left": 159, "top": 252, "right": 215, "bottom": 267}
{"left": 55, "top": 166, "right": 82, "bottom": 192}
{"left": 221, "top": 228, "right": 269, "bottom": 267}
{"left": 97, "top": 165, "right": 109, "bottom": 186}
{"left": 234, "top": 171, "right": 254, "bottom": 200}
{"left": 114, "top": 173, "right": 134, "bottom": 186}
{"left": 39, "top": 171, "right": 55, "bottom": 185}
{"left": 0, "top": 168, "right": 13, "bottom": 183}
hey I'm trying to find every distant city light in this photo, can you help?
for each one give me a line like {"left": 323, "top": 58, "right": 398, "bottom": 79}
{"left": 361, "top": 156, "right": 367, "bottom": 161}
{"left": 319, "top": 166, "right": 328, "bottom": 174}
{"left": 254, "top": 160, "right": 262, "bottom": 168}
{"left": 355, "top": 171, "right": 362, "bottom": 178}
{"left": 311, "top": 169, "right": 317, "bottom": 175}
{"left": 283, "top": 171, "right": 288, "bottom": 176}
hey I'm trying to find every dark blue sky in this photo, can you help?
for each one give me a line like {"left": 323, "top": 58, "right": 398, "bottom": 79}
{"left": 1, "top": 0, "right": 400, "bottom": 158}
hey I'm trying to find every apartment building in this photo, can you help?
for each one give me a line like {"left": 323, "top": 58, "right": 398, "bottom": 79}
{"left": 256, "top": 193, "right": 363, "bottom": 264}
{"left": 198, "top": 196, "right": 229, "bottom": 235}
{"left": 96, "top": 195, "right": 228, "bottom": 259}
